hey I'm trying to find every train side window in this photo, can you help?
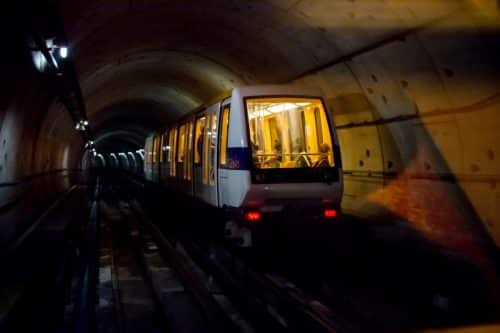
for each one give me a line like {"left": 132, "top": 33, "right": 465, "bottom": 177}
{"left": 209, "top": 113, "right": 218, "bottom": 185}
{"left": 194, "top": 116, "right": 206, "bottom": 164}
{"left": 187, "top": 121, "right": 194, "bottom": 180}
{"left": 159, "top": 132, "right": 167, "bottom": 163}
{"left": 183, "top": 121, "right": 193, "bottom": 180}
{"left": 152, "top": 136, "right": 159, "bottom": 163}
{"left": 177, "top": 124, "right": 186, "bottom": 163}
{"left": 167, "top": 130, "right": 173, "bottom": 162}
{"left": 145, "top": 139, "right": 152, "bottom": 165}
{"left": 203, "top": 114, "right": 211, "bottom": 184}
{"left": 219, "top": 105, "right": 230, "bottom": 166}
{"left": 159, "top": 133, "right": 164, "bottom": 163}
{"left": 163, "top": 131, "right": 170, "bottom": 162}
{"left": 169, "top": 127, "right": 177, "bottom": 176}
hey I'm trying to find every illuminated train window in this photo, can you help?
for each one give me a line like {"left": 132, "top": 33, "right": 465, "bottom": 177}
{"left": 209, "top": 114, "right": 218, "bottom": 185}
{"left": 152, "top": 135, "right": 159, "bottom": 163}
{"left": 184, "top": 121, "right": 193, "bottom": 180}
{"left": 177, "top": 124, "right": 186, "bottom": 163}
{"left": 246, "top": 97, "right": 334, "bottom": 169}
{"left": 194, "top": 117, "right": 206, "bottom": 164}
{"left": 169, "top": 127, "right": 177, "bottom": 176}
{"left": 219, "top": 106, "right": 230, "bottom": 166}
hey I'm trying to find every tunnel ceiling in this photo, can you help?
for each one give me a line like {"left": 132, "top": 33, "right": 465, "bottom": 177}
{"left": 57, "top": 0, "right": 495, "bottom": 152}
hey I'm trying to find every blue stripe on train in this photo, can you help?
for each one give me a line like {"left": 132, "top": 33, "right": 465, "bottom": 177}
{"left": 225, "top": 147, "right": 251, "bottom": 170}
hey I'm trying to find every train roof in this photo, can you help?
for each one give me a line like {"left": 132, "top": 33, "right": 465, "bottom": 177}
{"left": 149, "top": 83, "right": 325, "bottom": 136}
{"left": 232, "top": 83, "right": 324, "bottom": 99}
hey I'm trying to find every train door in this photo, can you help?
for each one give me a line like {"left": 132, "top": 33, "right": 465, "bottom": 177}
{"left": 175, "top": 122, "right": 187, "bottom": 187}
{"left": 217, "top": 100, "right": 231, "bottom": 206}
{"left": 168, "top": 126, "right": 178, "bottom": 182}
{"left": 160, "top": 130, "right": 169, "bottom": 184}
{"left": 152, "top": 134, "right": 160, "bottom": 182}
{"left": 194, "top": 103, "right": 220, "bottom": 206}
{"left": 185, "top": 119, "right": 194, "bottom": 195}
{"left": 193, "top": 114, "right": 207, "bottom": 199}
{"left": 144, "top": 135, "right": 153, "bottom": 180}
{"left": 174, "top": 120, "right": 194, "bottom": 194}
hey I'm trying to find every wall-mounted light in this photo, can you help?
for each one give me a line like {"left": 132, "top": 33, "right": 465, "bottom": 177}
{"left": 75, "top": 120, "right": 89, "bottom": 131}
{"left": 59, "top": 47, "right": 68, "bottom": 59}
{"left": 32, "top": 51, "right": 48, "bottom": 72}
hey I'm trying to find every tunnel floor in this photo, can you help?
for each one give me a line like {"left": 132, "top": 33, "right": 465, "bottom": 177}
{"left": 0, "top": 171, "right": 499, "bottom": 333}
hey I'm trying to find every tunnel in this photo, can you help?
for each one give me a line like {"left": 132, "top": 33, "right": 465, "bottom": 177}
{"left": 1, "top": 1, "right": 500, "bottom": 332}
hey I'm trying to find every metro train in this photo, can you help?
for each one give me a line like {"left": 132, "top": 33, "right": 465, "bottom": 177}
{"left": 144, "top": 84, "right": 343, "bottom": 246}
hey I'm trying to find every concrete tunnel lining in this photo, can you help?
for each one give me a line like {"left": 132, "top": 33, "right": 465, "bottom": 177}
{"left": 59, "top": 1, "right": 500, "bottom": 255}
{"left": 1, "top": 0, "right": 499, "bottom": 304}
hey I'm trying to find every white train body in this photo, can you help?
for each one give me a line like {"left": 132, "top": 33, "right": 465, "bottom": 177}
{"left": 144, "top": 84, "right": 343, "bottom": 244}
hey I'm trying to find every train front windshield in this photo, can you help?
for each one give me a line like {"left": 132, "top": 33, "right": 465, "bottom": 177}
{"left": 246, "top": 97, "right": 335, "bottom": 169}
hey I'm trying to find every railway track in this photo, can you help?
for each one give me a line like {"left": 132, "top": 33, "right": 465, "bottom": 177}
{"left": 123, "top": 194, "right": 350, "bottom": 332}
{"left": 0, "top": 174, "right": 365, "bottom": 332}
{"left": 89, "top": 175, "right": 348, "bottom": 332}
{"left": 2, "top": 173, "right": 496, "bottom": 332}
{"left": 178, "top": 235, "right": 355, "bottom": 333}
{"left": 89, "top": 185, "right": 243, "bottom": 333}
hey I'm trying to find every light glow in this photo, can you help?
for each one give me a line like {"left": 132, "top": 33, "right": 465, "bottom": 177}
{"left": 324, "top": 209, "right": 338, "bottom": 218}
{"left": 59, "top": 47, "right": 68, "bottom": 59}
{"left": 267, "top": 103, "right": 298, "bottom": 113}
{"left": 244, "top": 211, "right": 261, "bottom": 222}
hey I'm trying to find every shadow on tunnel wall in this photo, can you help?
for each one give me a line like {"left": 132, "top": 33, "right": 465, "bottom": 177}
{"left": 327, "top": 92, "right": 500, "bottom": 317}
{"left": 286, "top": 23, "right": 500, "bottom": 310}
{"left": 0, "top": 170, "right": 89, "bottom": 249}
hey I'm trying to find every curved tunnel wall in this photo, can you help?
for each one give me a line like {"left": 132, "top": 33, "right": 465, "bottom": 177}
{"left": 61, "top": 0, "right": 500, "bottom": 269}
{"left": 292, "top": 12, "right": 500, "bottom": 268}
{"left": 0, "top": 55, "right": 83, "bottom": 245}
{"left": 1, "top": 0, "right": 498, "bottom": 280}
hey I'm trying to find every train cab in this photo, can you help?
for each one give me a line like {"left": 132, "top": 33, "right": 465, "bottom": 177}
{"left": 221, "top": 86, "right": 343, "bottom": 245}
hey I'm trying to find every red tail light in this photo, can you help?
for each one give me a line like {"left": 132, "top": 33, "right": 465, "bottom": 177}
{"left": 324, "top": 208, "right": 338, "bottom": 218}
{"left": 245, "top": 211, "right": 261, "bottom": 222}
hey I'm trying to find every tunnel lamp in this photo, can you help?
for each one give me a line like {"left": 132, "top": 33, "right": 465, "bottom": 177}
{"left": 32, "top": 51, "right": 47, "bottom": 72}
{"left": 59, "top": 47, "right": 68, "bottom": 59}
{"left": 75, "top": 120, "right": 89, "bottom": 131}
{"left": 45, "top": 38, "right": 54, "bottom": 49}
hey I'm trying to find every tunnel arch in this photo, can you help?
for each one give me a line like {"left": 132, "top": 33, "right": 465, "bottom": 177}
{"left": 60, "top": 1, "right": 500, "bottom": 261}
{"left": 2, "top": 0, "right": 499, "bottom": 303}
